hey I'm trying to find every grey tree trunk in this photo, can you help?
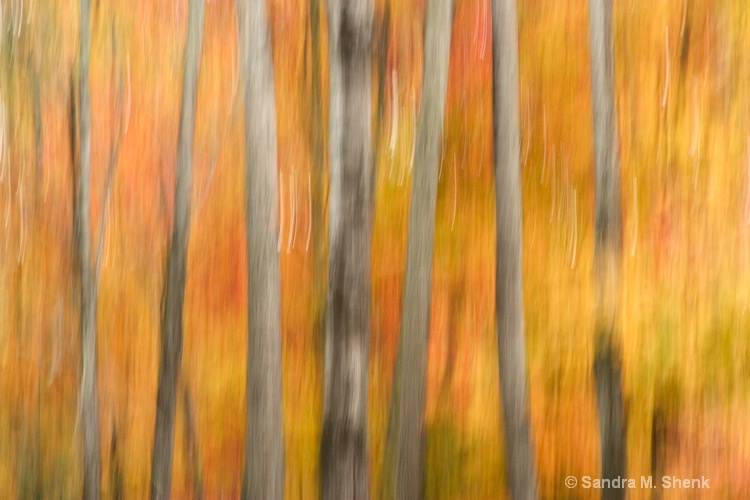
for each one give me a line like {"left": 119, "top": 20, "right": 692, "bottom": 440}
{"left": 150, "top": 0, "right": 205, "bottom": 498}
{"left": 75, "top": 1, "right": 101, "bottom": 497}
{"left": 491, "top": 0, "right": 539, "bottom": 498}
{"left": 320, "top": 1, "right": 373, "bottom": 498}
{"left": 381, "top": 1, "right": 454, "bottom": 499}
{"left": 588, "top": 1, "right": 626, "bottom": 499}
{"left": 237, "top": 0, "right": 285, "bottom": 498}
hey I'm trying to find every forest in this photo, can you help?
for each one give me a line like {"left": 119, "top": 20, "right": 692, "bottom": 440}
{"left": 1, "top": 0, "right": 749, "bottom": 498}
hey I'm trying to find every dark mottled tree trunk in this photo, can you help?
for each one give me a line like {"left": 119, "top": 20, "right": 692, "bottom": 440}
{"left": 491, "top": 0, "right": 539, "bottom": 498}
{"left": 321, "top": 1, "right": 374, "bottom": 498}
{"left": 150, "top": 0, "right": 205, "bottom": 498}
{"left": 75, "top": 1, "right": 101, "bottom": 497}
{"left": 381, "top": 1, "right": 454, "bottom": 498}
{"left": 237, "top": 0, "right": 286, "bottom": 498}
{"left": 588, "top": 1, "right": 627, "bottom": 499}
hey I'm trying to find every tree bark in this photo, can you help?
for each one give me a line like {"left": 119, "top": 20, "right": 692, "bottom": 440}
{"left": 491, "top": 0, "right": 539, "bottom": 498}
{"left": 237, "top": 0, "right": 285, "bottom": 498}
{"left": 381, "top": 1, "right": 454, "bottom": 498}
{"left": 76, "top": 1, "right": 102, "bottom": 497}
{"left": 588, "top": 1, "right": 627, "bottom": 499}
{"left": 150, "top": 0, "right": 205, "bottom": 498}
{"left": 110, "top": 419, "right": 124, "bottom": 500}
{"left": 182, "top": 385, "right": 204, "bottom": 500}
{"left": 320, "top": 1, "right": 374, "bottom": 498}
{"left": 308, "top": 0, "right": 327, "bottom": 353}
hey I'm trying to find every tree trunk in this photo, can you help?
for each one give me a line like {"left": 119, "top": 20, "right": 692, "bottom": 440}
{"left": 110, "top": 419, "right": 124, "bottom": 500}
{"left": 381, "top": 1, "right": 454, "bottom": 498}
{"left": 320, "top": 1, "right": 374, "bottom": 498}
{"left": 150, "top": 0, "right": 205, "bottom": 498}
{"left": 237, "top": 0, "right": 285, "bottom": 498}
{"left": 182, "top": 385, "right": 204, "bottom": 500}
{"left": 308, "top": 0, "right": 327, "bottom": 354}
{"left": 372, "top": 2, "right": 390, "bottom": 188}
{"left": 76, "top": 1, "right": 102, "bottom": 497}
{"left": 33, "top": 67, "right": 43, "bottom": 202}
{"left": 588, "top": 1, "right": 627, "bottom": 499}
{"left": 491, "top": 0, "right": 539, "bottom": 498}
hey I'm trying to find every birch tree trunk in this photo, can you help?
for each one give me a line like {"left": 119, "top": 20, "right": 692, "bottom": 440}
{"left": 150, "top": 0, "right": 205, "bottom": 498}
{"left": 382, "top": 1, "right": 454, "bottom": 498}
{"left": 76, "top": 1, "right": 101, "bottom": 497}
{"left": 321, "top": 0, "right": 373, "bottom": 498}
{"left": 491, "top": 0, "right": 539, "bottom": 498}
{"left": 237, "top": 0, "right": 285, "bottom": 498}
{"left": 588, "top": 1, "right": 627, "bottom": 498}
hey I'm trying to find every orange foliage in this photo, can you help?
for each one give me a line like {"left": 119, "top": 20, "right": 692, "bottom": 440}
{"left": 1, "top": 0, "right": 749, "bottom": 498}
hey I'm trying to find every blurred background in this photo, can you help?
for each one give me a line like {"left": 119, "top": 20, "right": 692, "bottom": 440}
{"left": 1, "top": 0, "right": 749, "bottom": 498}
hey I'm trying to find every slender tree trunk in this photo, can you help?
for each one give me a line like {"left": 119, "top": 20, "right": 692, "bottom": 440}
{"left": 237, "top": 0, "right": 285, "bottom": 498}
{"left": 32, "top": 60, "right": 45, "bottom": 500}
{"left": 372, "top": 2, "right": 390, "bottom": 187}
{"left": 76, "top": 1, "right": 102, "bottom": 497}
{"left": 321, "top": 1, "right": 374, "bottom": 498}
{"left": 110, "top": 419, "right": 124, "bottom": 500}
{"left": 33, "top": 67, "right": 43, "bottom": 202}
{"left": 650, "top": 408, "right": 666, "bottom": 500}
{"left": 381, "top": 1, "right": 454, "bottom": 499}
{"left": 182, "top": 385, "right": 203, "bottom": 500}
{"left": 588, "top": 1, "right": 627, "bottom": 499}
{"left": 491, "top": 1, "right": 539, "bottom": 498}
{"left": 150, "top": 1, "right": 205, "bottom": 498}
{"left": 308, "top": 0, "right": 327, "bottom": 353}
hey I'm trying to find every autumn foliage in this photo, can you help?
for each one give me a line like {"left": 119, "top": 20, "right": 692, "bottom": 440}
{"left": 1, "top": 0, "right": 749, "bottom": 498}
